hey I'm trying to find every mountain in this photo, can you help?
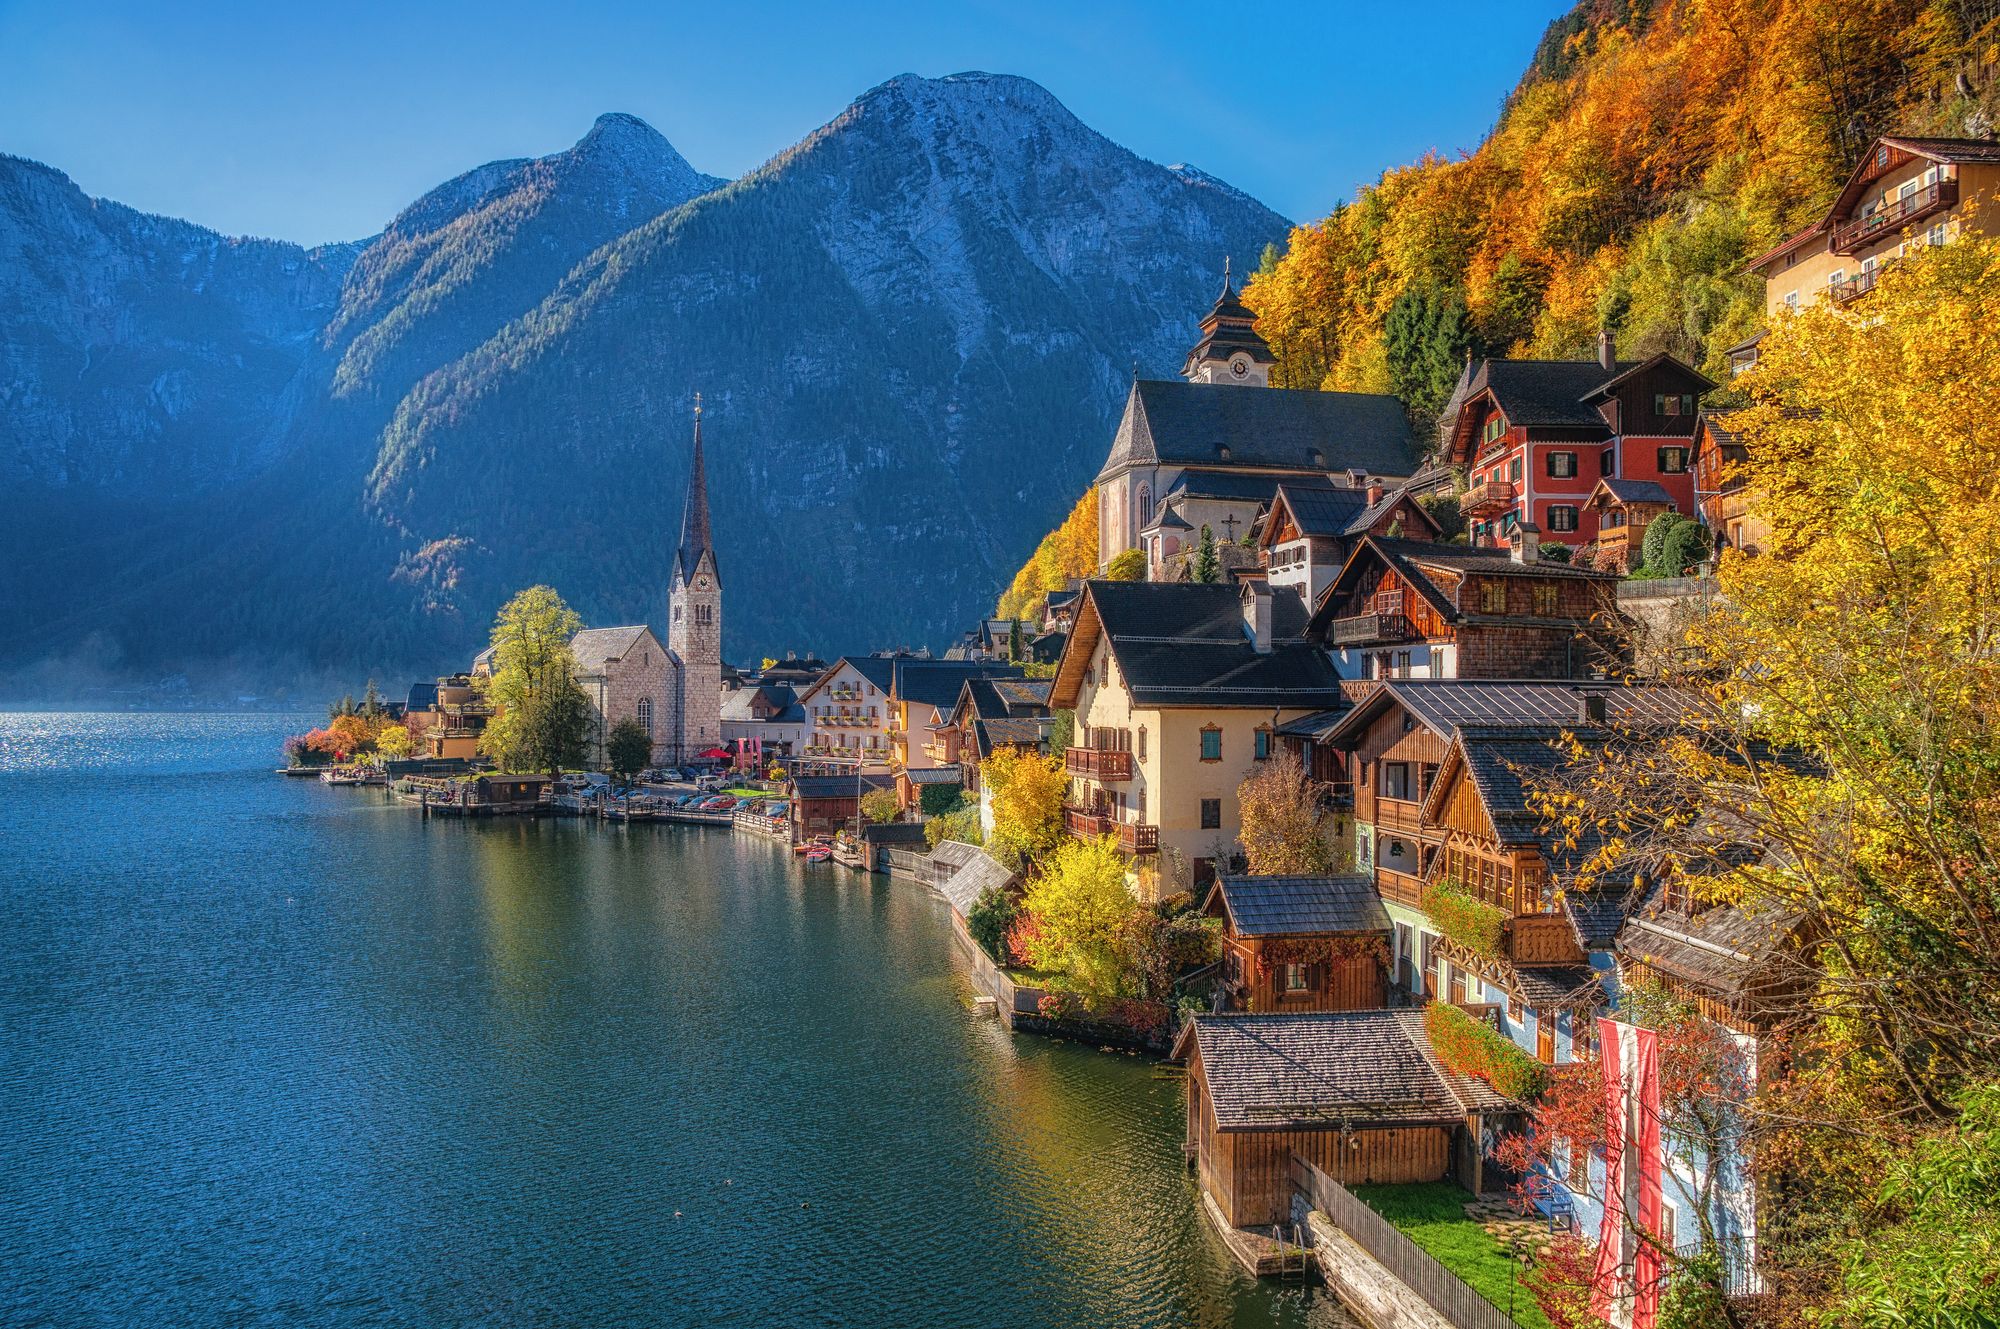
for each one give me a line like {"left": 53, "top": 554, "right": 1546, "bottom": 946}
{"left": 0, "top": 75, "right": 1290, "bottom": 691}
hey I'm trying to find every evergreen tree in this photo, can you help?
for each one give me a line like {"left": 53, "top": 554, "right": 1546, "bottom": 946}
{"left": 1385, "top": 285, "right": 1479, "bottom": 426}
{"left": 605, "top": 718, "right": 652, "bottom": 785}
{"left": 1008, "top": 618, "right": 1024, "bottom": 662}
{"left": 1191, "top": 525, "right": 1220, "bottom": 583}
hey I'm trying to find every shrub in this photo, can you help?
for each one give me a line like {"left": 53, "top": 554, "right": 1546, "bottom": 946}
{"left": 1105, "top": 547, "right": 1146, "bottom": 581}
{"left": 1424, "top": 1001, "right": 1550, "bottom": 1102}
{"left": 1426, "top": 880, "right": 1508, "bottom": 960}
{"left": 967, "top": 885, "right": 1018, "bottom": 962}
{"left": 917, "top": 780, "right": 963, "bottom": 817}
{"left": 859, "top": 788, "right": 899, "bottom": 824}
{"left": 924, "top": 800, "right": 982, "bottom": 848}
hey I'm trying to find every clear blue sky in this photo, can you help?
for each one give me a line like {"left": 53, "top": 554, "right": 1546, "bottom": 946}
{"left": 0, "top": 0, "right": 1565, "bottom": 246}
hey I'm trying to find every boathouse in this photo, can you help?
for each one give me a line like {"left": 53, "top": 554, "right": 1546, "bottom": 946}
{"left": 1204, "top": 874, "right": 1391, "bottom": 1013}
{"left": 1177, "top": 1009, "right": 1514, "bottom": 1229}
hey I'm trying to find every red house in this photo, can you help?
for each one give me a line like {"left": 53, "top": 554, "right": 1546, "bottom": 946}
{"left": 1441, "top": 335, "right": 1714, "bottom": 559}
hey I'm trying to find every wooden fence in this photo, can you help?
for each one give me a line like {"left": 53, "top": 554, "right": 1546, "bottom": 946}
{"left": 1289, "top": 1157, "right": 1527, "bottom": 1329}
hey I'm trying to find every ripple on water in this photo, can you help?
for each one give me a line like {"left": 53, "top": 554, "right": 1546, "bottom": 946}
{"left": 0, "top": 712, "right": 1355, "bottom": 1328}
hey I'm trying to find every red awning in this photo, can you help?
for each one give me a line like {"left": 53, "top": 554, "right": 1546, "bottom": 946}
{"left": 698, "top": 747, "right": 731, "bottom": 759}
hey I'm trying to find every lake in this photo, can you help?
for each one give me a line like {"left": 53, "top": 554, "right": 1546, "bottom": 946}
{"left": 0, "top": 712, "right": 1353, "bottom": 1327}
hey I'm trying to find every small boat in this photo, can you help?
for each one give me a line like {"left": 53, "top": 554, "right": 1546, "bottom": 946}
{"left": 793, "top": 835, "right": 832, "bottom": 856}
{"left": 803, "top": 846, "right": 832, "bottom": 863}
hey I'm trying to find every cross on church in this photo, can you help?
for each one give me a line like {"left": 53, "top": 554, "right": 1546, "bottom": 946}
{"left": 1222, "top": 513, "right": 1239, "bottom": 542}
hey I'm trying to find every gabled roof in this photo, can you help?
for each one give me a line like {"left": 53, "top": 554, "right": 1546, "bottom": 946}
{"left": 933, "top": 844, "right": 1017, "bottom": 920}
{"left": 719, "top": 684, "right": 804, "bottom": 725}
{"left": 1207, "top": 875, "right": 1390, "bottom": 937}
{"left": 975, "top": 716, "right": 1051, "bottom": 756}
{"left": 570, "top": 625, "right": 657, "bottom": 675}
{"left": 1468, "top": 358, "right": 1630, "bottom": 429}
{"left": 1616, "top": 885, "right": 1808, "bottom": 997}
{"left": 891, "top": 659, "right": 1024, "bottom": 710}
{"left": 1590, "top": 477, "right": 1676, "bottom": 507}
{"left": 797, "top": 654, "right": 899, "bottom": 706}
{"left": 1306, "top": 536, "right": 1621, "bottom": 638}
{"left": 1180, "top": 1010, "right": 1515, "bottom": 1130}
{"left": 1579, "top": 352, "right": 1717, "bottom": 404}
{"left": 1051, "top": 580, "right": 1345, "bottom": 712}
{"left": 1564, "top": 885, "right": 1646, "bottom": 952}
{"left": 1315, "top": 679, "right": 1694, "bottom": 750}
{"left": 1097, "top": 379, "right": 1417, "bottom": 483}
{"left": 1827, "top": 134, "right": 2000, "bottom": 221}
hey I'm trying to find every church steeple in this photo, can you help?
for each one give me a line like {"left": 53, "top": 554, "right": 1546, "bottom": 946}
{"left": 1183, "top": 258, "right": 1275, "bottom": 386}
{"left": 675, "top": 393, "right": 716, "bottom": 587}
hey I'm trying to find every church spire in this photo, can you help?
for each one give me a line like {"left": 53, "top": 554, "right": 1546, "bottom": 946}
{"left": 676, "top": 393, "right": 715, "bottom": 586}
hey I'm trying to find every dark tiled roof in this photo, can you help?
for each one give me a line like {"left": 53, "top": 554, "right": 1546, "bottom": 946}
{"left": 990, "top": 678, "right": 1052, "bottom": 710}
{"left": 892, "top": 659, "right": 1023, "bottom": 710}
{"left": 1098, "top": 379, "right": 1417, "bottom": 482}
{"left": 1210, "top": 875, "right": 1390, "bottom": 937}
{"left": 1379, "top": 538, "right": 1621, "bottom": 582}
{"left": 977, "top": 716, "right": 1049, "bottom": 755}
{"left": 1045, "top": 589, "right": 1079, "bottom": 609}
{"left": 1470, "top": 358, "right": 1628, "bottom": 429}
{"left": 1167, "top": 470, "right": 1294, "bottom": 503}
{"left": 1273, "top": 480, "right": 1370, "bottom": 537}
{"left": 1086, "top": 580, "right": 1344, "bottom": 710}
{"left": 1617, "top": 886, "right": 1805, "bottom": 996}
{"left": 1187, "top": 1010, "right": 1512, "bottom": 1130}
{"left": 571, "top": 625, "right": 653, "bottom": 674}
{"left": 844, "top": 655, "right": 899, "bottom": 691}
{"left": 1274, "top": 708, "right": 1346, "bottom": 739}
{"left": 904, "top": 765, "right": 964, "bottom": 786}
{"left": 1879, "top": 134, "right": 2000, "bottom": 162}
{"left": 1594, "top": 478, "right": 1675, "bottom": 507}
{"left": 861, "top": 821, "right": 930, "bottom": 845}
{"left": 1511, "top": 965, "right": 1605, "bottom": 1010}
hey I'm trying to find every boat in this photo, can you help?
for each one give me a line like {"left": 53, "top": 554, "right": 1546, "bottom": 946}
{"left": 793, "top": 835, "right": 833, "bottom": 856}
{"left": 803, "top": 845, "right": 833, "bottom": 863}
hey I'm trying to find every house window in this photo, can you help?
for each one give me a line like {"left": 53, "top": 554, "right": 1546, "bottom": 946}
{"left": 1200, "top": 797, "right": 1222, "bottom": 830}
{"left": 1657, "top": 446, "right": 1689, "bottom": 474}
{"left": 1482, "top": 416, "right": 1506, "bottom": 445}
{"left": 1653, "top": 393, "right": 1695, "bottom": 417}
{"left": 636, "top": 696, "right": 653, "bottom": 737}
{"left": 1381, "top": 762, "right": 1412, "bottom": 801}
{"left": 1284, "top": 963, "right": 1311, "bottom": 993}
{"left": 1601, "top": 449, "right": 1615, "bottom": 476}
{"left": 1549, "top": 505, "right": 1579, "bottom": 532}
{"left": 1548, "top": 451, "right": 1577, "bottom": 479}
{"left": 1533, "top": 583, "right": 1559, "bottom": 616}
{"left": 1479, "top": 581, "right": 1507, "bottom": 614}
{"left": 1508, "top": 457, "right": 1523, "bottom": 483}
{"left": 1200, "top": 726, "right": 1222, "bottom": 761}
{"left": 1253, "top": 729, "right": 1272, "bottom": 760}
{"left": 1782, "top": 290, "right": 1799, "bottom": 311}
{"left": 1393, "top": 650, "right": 1413, "bottom": 677}
{"left": 1605, "top": 509, "right": 1626, "bottom": 528}
{"left": 1137, "top": 726, "right": 1147, "bottom": 761}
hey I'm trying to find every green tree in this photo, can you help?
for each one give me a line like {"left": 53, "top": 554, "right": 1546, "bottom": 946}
{"left": 1016, "top": 835, "right": 1138, "bottom": 995}
{"left": 1190, "top": 525, "right": 1220, "bottom": 583}
{"left": 1384, "top": 284, "right": 1478, "bottom": 425}
{"left": 480, "top": 585, "right": 588, "bottom": 772}
{"left": 605, "top": 718, "right": 652, "bottom": 785}
{"left": 967, "top": 884, "right": 1019, "bottom": 962}
{"left": 517, "top": 679, "right": 595, "bottom": 778}
{"left": 859, "top": 788, "right": 900, "bottom": 824}
{"left": 1105, "top": 547, "right": 1146, "bottom": 581}
{"left": 1007, "top": 618, "right": 1024, "bottom": 662}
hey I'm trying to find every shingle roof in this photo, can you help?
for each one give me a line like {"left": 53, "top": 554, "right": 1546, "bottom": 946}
{"left": 1878, "top": 134, "right": 2000, "bottom": 162}
{"left": 1511, "top": 965, "right": 1605, "bottom": 1010}
{"left": 1274, "top": 708, "right": 1346, "bottom": 739}
{"left": 904, "top": 765, "right": 964, "bottom": 785}
{"left": 1098, "top": 379, "right": 1418, "bottom": 483}
{"left": 719, "top": 685, "right": 805, "bottom": 725}
{"left": 935, "top": 846, "right": 1017, "bottom": 919}
{"left": 1085, "top": 580, "right": 1345, "bottom": 710}
{"left": 976, "top": 716, "right": 1049, "bottom": 755}
{"left": 990, "top": 679, "right": 1051, "bottom": 710}
{"left": 1186, "top": 1010, "right": 1513, "bottom": 1131}
{"left": 1272, "top": 480, "right": 1370, "bottom": 537}
{"left": 1210, "top": 875, "right": 1390, "bottom": 937}
{"left": 1318, "top": 679, "right": 1695, "bottom": 749}
{"left": 1616, "top": 886, "right": 1806, "bottom": 996}
{"left": 791, "top": 773, "right": 895, "bottom": 799}
{"left": 1564, "top": 885, "right": 1646, "bottom": 951}
{"left": 1166, "top": 470, "right": 1297, "bottom": 503}
{"left": 1594, "top": 478, "right": 1675, "bottom": 507}
{"left": 570, "top": 625, "right": 653, "bottom": 675}
{"left": 1470, "top": 358, "right": 1628, "bottom": 429}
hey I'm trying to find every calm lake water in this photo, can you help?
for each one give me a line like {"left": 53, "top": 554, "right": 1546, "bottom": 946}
{"left": 0, "top": 712, "right": 1353, "bottom": 1328}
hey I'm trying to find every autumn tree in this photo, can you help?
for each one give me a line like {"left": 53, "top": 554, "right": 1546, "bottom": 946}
{"left": 1524, "top": 238, "right": 2000, "bottom": 1315}
{"left": 375, "top": 723, "right": 413, "bottom": 760}
{"left": 605, "top": 718, "right": 652, "bottom": 785}
{"left": 480, "top": 585, "right": 592, "bottom": 775}
{"left": 1236, "top": 751, "right": 1336, "bottom": 875}
{"left": 997, "top": 488, "right": 1099, "bottom": 622}
{"left": 1105, "top": 547, "right": 1145, "bottom": 581}
{"left": 982, "top": 747, "right": 1067, "bottom": 869}
{"left": 1016, "top": 835, "right": 1137, "bottom": 995}
{"left": 858, "top": 788, "right": 899, "bottom": 824}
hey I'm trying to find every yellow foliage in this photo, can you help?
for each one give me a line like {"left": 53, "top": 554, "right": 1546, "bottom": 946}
{"left": 982, "top": 747, "right": 1067, "bottom": 868}
{"left": 997, "top": 487, "right": 1099, "bottom": 621}
{"left": 1017, "top": 835, "right": 1136, "bottom": 995}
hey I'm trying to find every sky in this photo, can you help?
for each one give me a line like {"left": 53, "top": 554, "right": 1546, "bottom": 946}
{"left": 0, "top": 0, "right": 1567, "bottom": 246}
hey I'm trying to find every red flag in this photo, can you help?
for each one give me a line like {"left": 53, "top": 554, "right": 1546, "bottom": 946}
{"left": 1591, "top": 1018, "right": 1663, "bottom": 1329}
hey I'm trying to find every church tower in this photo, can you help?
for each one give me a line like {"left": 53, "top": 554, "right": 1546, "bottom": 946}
{"left": 1182, "top": 259, "right": 1274, "bottom": 386}
{"left": 667, "top": 394, "right": 722, "bottom": 764}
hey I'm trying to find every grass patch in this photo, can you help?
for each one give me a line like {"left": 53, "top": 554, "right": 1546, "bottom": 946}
{"left": 1351, "top": 1182, "right": 1552, "bottom": 1329}
{"left": 721, "top": 787, "right": 773, "bottom": 798}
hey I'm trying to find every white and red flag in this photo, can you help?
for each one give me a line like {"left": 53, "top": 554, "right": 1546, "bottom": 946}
{"left": 1591, "top": 1017, "right": 1664, "bottom": 1329}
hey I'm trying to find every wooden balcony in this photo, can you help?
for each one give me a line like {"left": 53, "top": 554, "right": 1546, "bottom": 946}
{"left": 1062, "top": 805, "right": 1159, "bottom": 853}
{"left": 1832, "top": 178, "right": 1956, "bottom": 254}
{"left": 1462, "top": 479, "right": 1517, "bottom": 517}
{"left": 1064, "top": 747, "right": 1134, "bottom": 779}
{"left": 1373, "top": 797, "right": 1434, "bottom": 838}
{"left": 922, "top": 741, "right": 952, "bottom": 764}
{"left": 1506, "top": 913, "right": 1587, "bottom": 967}
{"left": 1830, "top": 266, "right": 1879, "bottom": 304}
{"left": 1328, "top": 612, "right": 1417, "bottom": 646}
{"left": 1376, "top": 866, "right": 1429, "bottom": 910}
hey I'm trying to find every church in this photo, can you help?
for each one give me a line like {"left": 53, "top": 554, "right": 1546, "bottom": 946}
{"left": 1095, "top": 269, "right": 1421, "bottom": 576}
{"left": 570, "top": 400, "right": 724, "bottom": 768}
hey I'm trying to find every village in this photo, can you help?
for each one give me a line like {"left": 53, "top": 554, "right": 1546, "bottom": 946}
{"left": 277, "top": 134, "right": 2000, "bottom": 1329}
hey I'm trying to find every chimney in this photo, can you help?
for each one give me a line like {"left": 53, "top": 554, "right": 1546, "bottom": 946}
{"left": 1575, "top": 691, "right": 1608, "bottom": 724}
{"left": 1511, "top": 523, "right": 1541, "bottom": 564}
{"left": 1345, "top": 468, "right": 1369, "bottom": 489}
{"left": 1597, "top": 329, "right": 1615, "bottom": 371}
{"left": 1241, "top": 581, "right": 1274, "bottom": 653}
{"left": 1365, "top": 483, "right": 1385, "bottom": 507}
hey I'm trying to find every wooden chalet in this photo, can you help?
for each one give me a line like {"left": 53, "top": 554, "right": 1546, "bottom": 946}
{"left": 1585, "top": 478, "right": 1677, "bottom": 574}
{"left": 941, "top": 676, "right": 1052, "bottom": 795}
{"left": 1691, "top": 412, "right": 1769, "bottom": 557}
{"left": 1178, "top": 1010, "right": 1517, "bottom": 1229}
{"left": 788, "top": 771, "right": 895, "bottom": 841}
{"left": 1617, "top": 885, "right": 1811, "bottom": 1041}
{"left": 1259, "top": 478, "right": 1439, "bottom": 612}
{"left": 1439, "top": 337, "right": 1715, "bottom": 556}
{"left": 1304, "top": 533, "right": 1626, "bottom": 682}
{"left": 1203, "top": 874, "right": 1392, "bottom": 1013}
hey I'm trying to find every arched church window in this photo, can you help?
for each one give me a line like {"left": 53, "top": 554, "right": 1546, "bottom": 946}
{"left": 636, "top": 697, "right": 653, "bottom": 737}
{"left": 1138, "top": 485, "right": 1152, "bottom": 526}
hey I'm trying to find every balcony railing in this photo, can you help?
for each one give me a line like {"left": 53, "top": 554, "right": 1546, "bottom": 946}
{"left": 1832, "top": 178, "right": 1956, "bottom": 254}
{"left": 1064, "top": 747, "right": 1134, "bottom": 780}
{"left": 1328, "top": 612, "right": 1417, "bottom": 646}
{"left": 1830, "top": 266, "right": 1880, "bottom": 304}
{"left": 1062, "top": 805, "right": 1158, "bottom": 853}
{"left": 1462, "top": 479, "right": 1517, "bottom": 517}
{"left": 922, "top": 741, "right": 952, "bottom": 763}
